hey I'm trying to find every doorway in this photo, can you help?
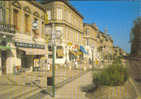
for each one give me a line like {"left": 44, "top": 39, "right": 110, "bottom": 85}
{"left": 1, "top": 51, "right": 7, "bottom": 74}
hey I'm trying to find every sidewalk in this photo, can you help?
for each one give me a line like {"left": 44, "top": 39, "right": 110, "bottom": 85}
{"left": 43, "top": 71, "right": 92, "bottom": 99}
{"left": 0, "top": 63, "right": 90, "bottom": 99}
{"left": 129, "top": 78, "right": 141, "bottom": 99}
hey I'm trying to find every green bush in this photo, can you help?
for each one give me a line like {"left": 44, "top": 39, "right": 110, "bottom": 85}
{"left": 93, "top": 61, "right": 128, "bottom": 86}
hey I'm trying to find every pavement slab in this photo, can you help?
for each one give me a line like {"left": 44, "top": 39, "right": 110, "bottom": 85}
{"left": 43, "top": 71, "right": 92, "bottom": 99}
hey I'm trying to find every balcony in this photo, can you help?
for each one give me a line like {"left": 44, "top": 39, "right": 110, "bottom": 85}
{"left": 0, "top": 23, "right": 16, "bottom": 35}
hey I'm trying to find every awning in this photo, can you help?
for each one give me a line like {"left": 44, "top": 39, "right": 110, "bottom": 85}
{"left": 77, "top": 51, "right": 83, "bottom": 55}
{"left": 18, "top": 48, "right": 46, "bottom": 55}
{"left": 69, "top": 50, "right": 77, "bottom": 56}
{"left": 0, "top": 45, "right": 13, "bottom": 50}
{"left": 80, "top": 46, "right": 88, "bottom": 54}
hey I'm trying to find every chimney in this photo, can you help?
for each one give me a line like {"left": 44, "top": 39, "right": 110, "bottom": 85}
{"left": 92, "top": 23, "right": 98, "bottom": 30}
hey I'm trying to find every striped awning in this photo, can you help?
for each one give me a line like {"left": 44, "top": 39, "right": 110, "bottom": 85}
{"left": 80, "top": 46, "right": 88, "bottom": 54}
{"left": 18, "top": 48, "right": 46, "bottom": 55}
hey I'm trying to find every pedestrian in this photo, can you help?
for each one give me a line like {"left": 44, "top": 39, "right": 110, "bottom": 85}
{"left": 75, "top": 61, "right": 78, "bottom": 69}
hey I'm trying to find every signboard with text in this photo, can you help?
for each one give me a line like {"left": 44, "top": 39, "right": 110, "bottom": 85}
{"left": 15, "top": 42, "right": 45, "bottom": 49}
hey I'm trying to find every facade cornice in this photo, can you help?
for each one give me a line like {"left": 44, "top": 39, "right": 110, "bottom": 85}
{"left": 28, "top": 1, "right": 45, "bottom": 12}
{"left": 46, "top": 20, "right": 83, "bottom": 33}
{"left": 42, "top": 0, "right": 84, "bottom": 19}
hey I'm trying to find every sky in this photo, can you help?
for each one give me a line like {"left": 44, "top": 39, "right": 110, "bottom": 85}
{"left": 37, "top": 0, "right": 140, "bottom": 53}
{"left": 69, "top": 1, "right": 140, "bottom": 53}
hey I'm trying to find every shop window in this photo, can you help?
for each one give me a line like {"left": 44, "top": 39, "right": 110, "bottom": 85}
{"left": 56, "top": 46, "right": 64, "bottom": 58}
{"left": 48, "top": 45, "right": 52, "bottom": 51}
{"left": 48, "top": 54, "right": 52, "bottom": 58}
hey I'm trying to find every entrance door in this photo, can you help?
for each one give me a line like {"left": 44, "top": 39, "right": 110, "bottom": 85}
{"left": 1, "top": 51, "right": 7, "bottom": 74}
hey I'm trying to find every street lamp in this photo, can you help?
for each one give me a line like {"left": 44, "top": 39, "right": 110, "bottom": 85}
{"left": 51, "top": 24, "right": 62, "bottom": 97}
{"left": 51, "top": 23, "right": 56, "bottom": 97}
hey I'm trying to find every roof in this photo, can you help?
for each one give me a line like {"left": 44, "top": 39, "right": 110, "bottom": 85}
{"left": 28, "top": 1, "right": 45, "bottom": 11}
{"left": 41, "top": 0, "right": 84, "bottom": 19}
{"left": 83, "top": 23, "right": 99, "bottom": 31}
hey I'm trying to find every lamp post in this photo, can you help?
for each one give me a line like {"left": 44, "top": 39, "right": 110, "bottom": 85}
{"left": 51, "top": 24, "right": 62, "bottom": 97}
{"left": 51, "top": 23, "right": 55, "bottom": 97}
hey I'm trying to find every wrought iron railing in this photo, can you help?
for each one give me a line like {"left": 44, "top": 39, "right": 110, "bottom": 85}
{"left": 0, "top": 23, "right": 16, "bottom": 34}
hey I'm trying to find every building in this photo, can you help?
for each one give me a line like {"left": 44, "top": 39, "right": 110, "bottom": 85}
{"left": 83, "top": 23, "right": 115, "bottom": 67}
{"left": 42, "top": 0, "right": 86, "bottom": 65}
{"left": 0, "top": 1, "right": 47, "bottom": 75}
{"left": 0, "top": 1, "right": 16, "bottom": 75}
{"left": 83, "top": 23, "right": 100, "bottom": 62}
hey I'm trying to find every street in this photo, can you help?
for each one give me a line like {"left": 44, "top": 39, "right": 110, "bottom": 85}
{"left": 0, "top": 63, "right": 89, "bottom": 99}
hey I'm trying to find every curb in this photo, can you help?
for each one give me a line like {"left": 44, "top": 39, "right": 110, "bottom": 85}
{"left": 129, "top": 78, "right": 141, "bottom": 99}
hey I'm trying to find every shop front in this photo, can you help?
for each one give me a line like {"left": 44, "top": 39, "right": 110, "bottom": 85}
{"left": 0, "top": 36, "right": 15, "bottom": 75}
{"left": 0, "top": 44, "right": 15, "bottom": 75}
{"left": 15, "top": 42, "right": 46, "bottom": 72}
{"left": 55, "top": 45, "right": 65, "bottom": 65}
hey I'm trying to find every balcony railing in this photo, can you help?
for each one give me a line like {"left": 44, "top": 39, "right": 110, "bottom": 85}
{"left": 0, "top": 23, "right": 16, "bottom": 34}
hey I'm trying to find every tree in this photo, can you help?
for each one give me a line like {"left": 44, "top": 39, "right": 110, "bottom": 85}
{"left": 130, "top": 17, "right": 141, "bottom": 56}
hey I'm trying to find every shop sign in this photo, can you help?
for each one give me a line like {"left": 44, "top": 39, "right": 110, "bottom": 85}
{"left": 15, "top": 42, "right": 45, "bottom": 49}
{"left": 67, "top": 42, "right": 72, "bottom": 46}
{"left": 0, "top": 24, "right": 15, "bottom": 33}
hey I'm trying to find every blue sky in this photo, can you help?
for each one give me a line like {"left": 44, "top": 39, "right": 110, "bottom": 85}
{"left": 70, "top": 1, "right": 140, "bottom": 53}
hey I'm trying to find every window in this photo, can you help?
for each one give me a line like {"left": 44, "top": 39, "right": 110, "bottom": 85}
{"left": 68, "top": 12, "right": 71, "bottom": 23}
{"left": 47, "top": 10, "right": 51, "bottom": 20}
{"left": 13, "top": 9, "right": 19, "bottom": 31}
{"left": 48, "top": 55, "right": 52, "bottom": 58}
{"left": 70, "top": 29, "right": 73, "bottom": 42}
{"left": 48, "top": 45, "right": 52, "bottom": 51}
{"left": 25, "top": 14, "right": 30, "bottom": 33}
{"left": 56, "top": 26, "right": 62, "bottom": 38}
{"left": 57, "top": 8, "right": 62, "bottom": 20}
{"left": 42, "top": 22, "right": 44, "bottom": 37}
{"left": 78, "top": 32, "right": 79, "bottom": 43}
{"left": 65, "top": 27, "right": 68, "bottom": 41}
{"left": 76, "top": 32, "right": 78, "bottom": 43}
{"left": 73, "top": 31, "right": 75, "bottom": 43}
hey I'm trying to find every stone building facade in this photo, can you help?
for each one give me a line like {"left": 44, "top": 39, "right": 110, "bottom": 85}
{"left": 83, "top": 23, "right": 115, "bottom": 66}
{"left": 43, "top": 0, "right": 85, "bottom": 64}
{"left": 0, "top": 1, "right": 47, "bottom": 75}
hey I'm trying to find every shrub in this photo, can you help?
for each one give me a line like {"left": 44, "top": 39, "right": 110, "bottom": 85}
{"left": 93, "top": 61, "right": 128, "bottom": 86}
